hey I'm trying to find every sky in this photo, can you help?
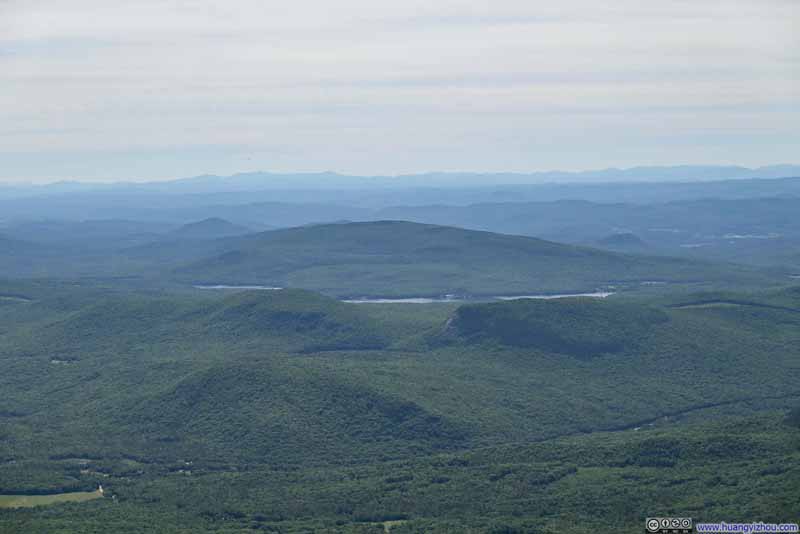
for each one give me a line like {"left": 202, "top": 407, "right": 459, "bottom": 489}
{"left": 1, "top": 0, "right": 798, "bottom": 183}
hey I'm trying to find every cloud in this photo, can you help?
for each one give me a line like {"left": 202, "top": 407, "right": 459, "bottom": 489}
{"left": 0, "top": 0, "right": 798, "bottom": 181}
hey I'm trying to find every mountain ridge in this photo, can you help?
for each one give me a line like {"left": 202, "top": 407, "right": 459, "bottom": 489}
{"left": 175, "top": 220, "right": 772, "bottom": 297}
{"left": 168, "top": 218, "right": 252, "bottom": 240}
{"left": 2, "top": 165, "right": 798, "bottom": 197}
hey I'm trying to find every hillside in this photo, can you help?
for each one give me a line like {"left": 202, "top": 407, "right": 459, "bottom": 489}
{"left": 0, "top": 210, "right": 795, "bottom": 290}
{"left": 440, "top": 298, "right": 668, "bottom": 357}
{"left": 0, "top": 288, "right": 444, "bottom": 472}
{"left": 0, "top": 235, "right": 70, "bottom": 278}
{"left": 175, "top": 221, "right": 771, "bottom": 297}
{"left": 788, "top": 407, "right": 800, "bottom": 427}
{"left": 0, "top": 219, "right": 171, "bottom": 247}
{"left": 1, "top": 282, "right": 799, "bottom": 531}
{"left": 595, "top": 232, "right": 648, "bottom": 251}
{"left": 0, "top": 234, "right": 43, "bottom": 255}
{"left": 168, "top": 218, "right": 252, "bottom": 240}
{"left": 377, "top": 198, "right": 800, "bottom": 270}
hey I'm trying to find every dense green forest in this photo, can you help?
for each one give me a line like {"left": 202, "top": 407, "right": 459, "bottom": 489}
{"left": 0, "top": 220, "right": 785, "bottom": 295}
{"left": 1, "top": 279, "right": 799, "bottom": 532}
{"left": 175, "top": 221, "right": 780, "bottom": 296}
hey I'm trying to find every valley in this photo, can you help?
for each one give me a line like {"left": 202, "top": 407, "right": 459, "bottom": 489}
{"left": 1, "top": 173, "right": 799, "bottom": 533}
{"left": 1, "top": 276, "right": 799, "bottom": 532}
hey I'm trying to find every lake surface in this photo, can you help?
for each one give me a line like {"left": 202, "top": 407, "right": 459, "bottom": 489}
{"left": 194, "top": 285, "right": 282, "bottom": 290}
{"left": 722, "top": 233, "right": 780, "bottom": 240}
{"left": 342, "top": 297, "right": 459, "bottom": 303}
{"left": 344, "top": 292, "right": 614, "bottom": 304}
{"left": 495, "top": 291, "right": 614, "bottom": 300}
{"left": 0, "top": 295, "right": 32, "bottom": 302}
{"left": 193, "top": 285, "right": 615, "bottom": 303}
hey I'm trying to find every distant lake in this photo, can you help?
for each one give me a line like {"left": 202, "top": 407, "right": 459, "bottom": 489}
{"left": 343, "top": 292, "right": 614, "bottom": 304}
{"left": 192, "top": 285, "right": 615, "bottom": 303}
{"left": 722, "top": 233, "right": 780, "bottom": 240}
{"left": 342, "top": 297, "right": 459, "bottom": 304}
{"left": 194, "top": 285, "right": 282, "bottom": 290}
{"left": 495, "top": 291, "right": 614, "bottom": 300}
{"left": 0, "top": 295, "right": 32, "bottom": 302}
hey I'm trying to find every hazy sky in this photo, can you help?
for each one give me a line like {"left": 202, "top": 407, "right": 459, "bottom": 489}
{"left": 1, "top": 0, "right": 798, "bottom": 183}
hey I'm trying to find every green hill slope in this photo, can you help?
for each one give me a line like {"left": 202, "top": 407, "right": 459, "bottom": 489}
{"left": 176, "top": 221, "right": 770, "bottom": 297}
{"left": 2, "top": 283, "right": 799, "bottom": 532}
{"left": 595, "top": 232, "right": 649, "bottom": 251}
{"left": 168, "top": 218, "right": 252, "bottom": 240}
{"left": 441, "top": 298, "right": 668, "bottom": 357}
{"left": 129, "top": 359, "right": 466, "bottom": 465}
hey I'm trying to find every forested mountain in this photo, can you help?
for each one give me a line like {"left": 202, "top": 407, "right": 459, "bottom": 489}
{"left": 1, "top": 172, "right": 798, "bottom": 533}
{"left": 1, "top": 182, "right": 797, "bottom": 532}
{"left": 0, "top": 220, "right": 776, "bottom": 295}
{"left": 2, "top": 173, "right": 800, "bottom": 226}
{"left": 594, "top": 232, "right": 649, "bottom": 251}
{"left": 167, "top": 218, "right": 253, "bottom": 240}
{"left": 1, "top": 281, "right": 799, "bottom": 531}
{"left": 175, "top": 221, "right": 773, "bottom": 297}
{"left": 377, "top": 198, "right": 800, "bottom": 270}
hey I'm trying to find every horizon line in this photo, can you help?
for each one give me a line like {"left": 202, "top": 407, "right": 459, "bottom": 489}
{"left": 1, "top": 163, "right": 799, "bottom": 188}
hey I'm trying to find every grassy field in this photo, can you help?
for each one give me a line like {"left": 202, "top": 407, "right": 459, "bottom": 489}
{"left": 0, "top": 489, "right": 103, "bottom": 509}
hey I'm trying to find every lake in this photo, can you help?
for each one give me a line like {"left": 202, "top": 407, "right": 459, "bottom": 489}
{"left": 192, "top": 285, "right": 615, "bottom": 303}
{"left": 343, "top": 292, "right": 614, "bottom": 304}
{"left": 194, "top": 285, "right": 282, "bottom": 290}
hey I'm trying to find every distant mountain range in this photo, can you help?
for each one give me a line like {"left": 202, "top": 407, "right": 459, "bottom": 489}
{"left": 1, "top": 165, "right": 799, "bottom": 199}
{"left": 2, "top": 172, "right": 800, "bottom": 227}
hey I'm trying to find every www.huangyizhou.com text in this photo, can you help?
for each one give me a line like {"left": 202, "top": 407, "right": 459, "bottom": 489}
{"left": 695, "top": 523, "right": 799, "bottom": 533}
